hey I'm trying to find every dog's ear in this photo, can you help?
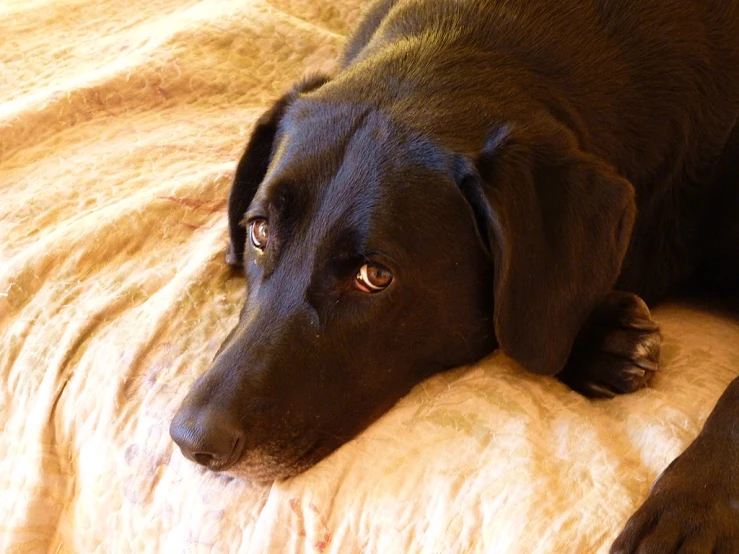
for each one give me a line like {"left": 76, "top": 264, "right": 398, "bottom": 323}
{"left": 457, "top": 125, "right": 636, "bottom": 376}
{"left": 226, "top": 74, "right": 330, "bottom": 268}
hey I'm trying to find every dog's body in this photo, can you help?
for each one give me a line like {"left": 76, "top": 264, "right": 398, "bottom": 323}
{"left": 171, "top": 0, "right": 739, "bottom": 550}
{"left": 339, "top": 0, "right": 739, "bottom": 303}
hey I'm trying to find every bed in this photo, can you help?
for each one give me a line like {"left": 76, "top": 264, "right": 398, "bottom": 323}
{"left": 2, "top": 0, "right": 739, "bottom": 552}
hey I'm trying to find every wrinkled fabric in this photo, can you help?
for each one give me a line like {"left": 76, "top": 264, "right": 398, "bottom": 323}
{"left": 2, "top": 0, "right": 739, "bottom": 552}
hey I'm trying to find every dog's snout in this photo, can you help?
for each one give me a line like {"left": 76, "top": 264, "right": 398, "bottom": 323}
{"left": 170, "top": 405, "right": 245, "bottom": 471}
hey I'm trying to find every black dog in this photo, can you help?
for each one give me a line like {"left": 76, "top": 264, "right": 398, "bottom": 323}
{"left": 171, "top": 0, "right": 739, "bottom": 550}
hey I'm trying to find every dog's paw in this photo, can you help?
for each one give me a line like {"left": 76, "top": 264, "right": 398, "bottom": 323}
{"left": 610, "top": 436, "right": 739, "bottom": 554}
{"left": 558, "top": 291, "right": 660, "bottom": 398}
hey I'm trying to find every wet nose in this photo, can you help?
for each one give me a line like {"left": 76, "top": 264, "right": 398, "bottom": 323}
{"left": 170, "top": 405, "right": 246, "bottom": 471}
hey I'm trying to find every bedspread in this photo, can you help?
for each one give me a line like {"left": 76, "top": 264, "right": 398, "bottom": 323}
{"left": 2, "top": 0, "right": 739, "bottom": 552}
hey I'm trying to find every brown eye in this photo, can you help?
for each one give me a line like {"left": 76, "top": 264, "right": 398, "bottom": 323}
{"left": 249, "top": 219, "right": 269, "bottom": 250}
{"left": 355, "top": 263, "right": 393, "bottom": 293}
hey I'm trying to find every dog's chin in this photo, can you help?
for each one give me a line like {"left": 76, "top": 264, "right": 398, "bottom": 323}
{"left": 219, "top": 439, "right": 339, "bottom": 485}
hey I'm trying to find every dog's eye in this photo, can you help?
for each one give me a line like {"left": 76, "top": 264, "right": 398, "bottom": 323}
{"left": 249, "top": 219, "right": 269, "bottom": 250}
{"left": 355, "top": 263, "right": 393, "bottom": 293}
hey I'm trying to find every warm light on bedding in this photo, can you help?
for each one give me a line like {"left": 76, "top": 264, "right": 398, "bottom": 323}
{"left": 2, "top": 0, "right": 738, "bottom": 552}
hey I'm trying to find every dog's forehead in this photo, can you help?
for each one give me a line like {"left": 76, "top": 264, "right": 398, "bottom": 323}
{"left": 259, "top": 100, "right": 457, "bottom": 256}
{"left": 277, "top": 99, "right": 448, "bottom": 178}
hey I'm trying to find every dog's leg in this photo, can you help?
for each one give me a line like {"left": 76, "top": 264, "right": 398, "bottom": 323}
{"left": 610, "top": 376, "right": 739, "bottom": 553}
{"left": 557, "top": 291, "right": 660, "bottom": 398}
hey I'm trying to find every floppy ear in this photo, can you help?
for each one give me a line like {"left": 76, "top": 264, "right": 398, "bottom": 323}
{"left": 458, "top": 125, "right": 636, "bottom": 376}
{"left": 226, "top": 74, "right": 330, "bottom": 267}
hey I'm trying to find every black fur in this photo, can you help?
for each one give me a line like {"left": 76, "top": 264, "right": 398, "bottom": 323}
{"left": 172, "top": 1, "right": 739, "bottom": 550}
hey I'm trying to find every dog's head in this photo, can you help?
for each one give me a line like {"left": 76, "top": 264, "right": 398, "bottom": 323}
{"left": 170, "top": 76, "right": 635, "bottom": 481}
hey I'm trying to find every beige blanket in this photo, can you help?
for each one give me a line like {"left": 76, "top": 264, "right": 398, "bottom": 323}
{"left": 2, "top": 0, "right": 739, "bottom": 552}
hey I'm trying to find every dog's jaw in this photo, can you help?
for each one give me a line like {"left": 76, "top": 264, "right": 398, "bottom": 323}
{"left": 221, "top": 439, "right": 338, "bottom": 485}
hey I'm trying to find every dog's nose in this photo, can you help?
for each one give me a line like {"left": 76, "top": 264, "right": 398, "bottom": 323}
{"left": 170, "top": 406, "right": 245, "bottom": 471}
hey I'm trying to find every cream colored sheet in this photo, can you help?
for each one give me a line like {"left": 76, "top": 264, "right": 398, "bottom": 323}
{"left": 2, "top": 0, "right": 739, "bottom": 552}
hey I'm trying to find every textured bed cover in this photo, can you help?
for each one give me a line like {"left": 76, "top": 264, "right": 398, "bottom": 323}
{"left": 2, "top": 0, "right": 739, "bottom": 552}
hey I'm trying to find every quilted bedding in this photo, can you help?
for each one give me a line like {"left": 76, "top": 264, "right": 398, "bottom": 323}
{"left": 2, "top": 0, "right": 739, "bottom": 552}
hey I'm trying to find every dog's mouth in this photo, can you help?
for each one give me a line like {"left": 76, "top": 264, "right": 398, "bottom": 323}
{"left": 218, "top": 435, "right": 339, "bottom": 484}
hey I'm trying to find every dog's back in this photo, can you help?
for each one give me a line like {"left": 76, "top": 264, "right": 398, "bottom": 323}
{"left": 342, "top": 0, "right": 739, "bottom": 184}
{"left": 331, "top": 0, "right": 739, "bottom": 298}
